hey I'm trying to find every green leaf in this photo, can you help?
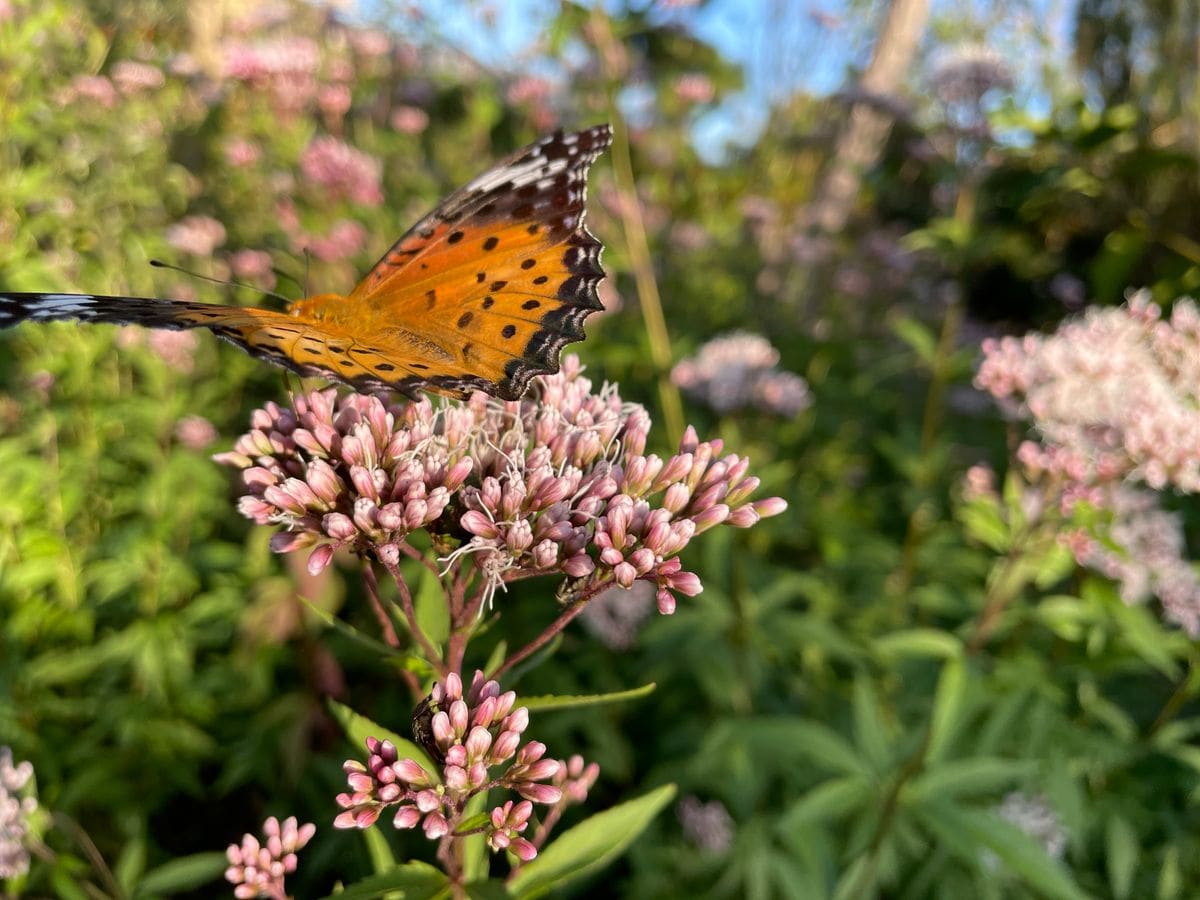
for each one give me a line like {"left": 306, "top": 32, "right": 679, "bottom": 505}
{"left": 301, "top": 596, "right": 411, "bottom": 660}
{"left": 327, "top": 699, "right": 437, "bottom": 774}
{"left": 520, "top": 682, "right": 656, "bottom": 712}
{"left": 851, "top": 675, "right": 891, "bottom": 770}
{"left": 506, "top": 784, "right": 676, "bottom": 898}
{"left": 914, "top": 801, "right": 1088, "bottom": 900}
{"left": 318, "top": 862, "right": 449, "bottom": 900}
{"left": 892, "top": 316, "right": 937, "bottom": 366}
{"left": 1106, "top": 813, "right": 1138, "bottom": 900}
{"left": 465, "top": 881, "right": 510, "bottom": 900}
{"left": 927, "top": 657, "right": 968, "bottom": 764}
{"left": 905, "top": 758, "right": 1034, "bottom": 803}
{"left": 134, "top": 853, "right": 228, "bottom": 897}
{"left": 460, "top": 790, "right": 491, "bottom": 883}
{"left": 414, "top": 566, "right": 450, "bottom": 647}
{"left": 363, "top": 825, "right": 397, "bottom": 875}
{"left": 874, "top": 628, "right": 963, "bottom": 660}
{"left": 778, "top": 776, "right": 872, "bottom": 830}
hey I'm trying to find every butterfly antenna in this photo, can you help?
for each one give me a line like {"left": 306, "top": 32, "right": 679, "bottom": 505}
{"left": 302, "top": 247, "right": 311, "bottom": 298}
{"left": 149, "top": 259, "right": 293, "bottom": 306}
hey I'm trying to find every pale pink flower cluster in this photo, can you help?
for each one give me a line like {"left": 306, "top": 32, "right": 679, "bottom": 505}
{"left": 390, "top": 105, "right": 429, "bottom": 134}
{"left": 976, "top": 293, "right": 1200, "bottom": 492}
{"left": 305, "top": 219, "right": 368, "bottom": 262}
{"left": 230, "top": 249, "right": 276, "bottom": 287}
{"left": 175, "top": 415, "right": 218, "bottom": 450}
{"left": 147, "top": 329, "right": 199, "bottom": 373}
{"left": 677, "top": 796, "right": 733, "bottom": 853}
{"left": 335, "top": 672, "right": 562, "bottom": 862}
{"left": 61, "top": 74, "right": 118, "bottom": 109}
{"left": 224, "top": 137, "right": 262, "bottom": 168}
{"left": 1, "top": 747, "right": 36, "bottom": 879}
{"left": 166, "top": 214, "right": 227, "bottom": 256}
{"left": 1068, "top": 485, "right": 1200, "bottom": 635}
{"left": 216, "top": 357, "right": 786, "bottom": 613}
{"left": 672, "top": 332, "right": 812, "bottom": 417}
{"left": 299, "top": 136, "right": 383, "bottom": 207}
{"left": 224, "top": 816, "right": 315, "bottom": 900}
{"left": 222, "top": 36, "right": 320, "bottom": 114}
{"left": 994, "top": 793, "right": 1066, "bottom": 861}
{"left": 112, "top": 60, "right": 165, "bottom": 94}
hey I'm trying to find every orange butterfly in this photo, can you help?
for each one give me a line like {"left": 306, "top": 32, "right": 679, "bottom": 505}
{"left": 0, "top": 125, "right": 612, "bottom": 400}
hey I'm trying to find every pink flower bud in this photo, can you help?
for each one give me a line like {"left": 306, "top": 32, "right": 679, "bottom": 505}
{"left": 305, "top": 459, "right": 342, "bottom": 504}
{"left": 724, "top": 474, "right": 761, "bottom": 506}
{"left": 516, "top": 782, "right": 562, "bottom": 804}
{"left": 656, "top": 588, "right": 677, "bottom": 615}
{"left": 307, "top": 543, "right": 336, "bottom": 575}
{"left": 507, "top": 520, "right": 533, "bottom": 552}
{"left": 492, "top": 730, "right": 520, "bottom": 762}
{"left": 377, "top": 543, "right": 400, "bottom": 566}
{"left": 461, "top": 510, "right": 499, "bottom": 538}
{"left": 562, "top": 553, "right": 596, "bottom": 577}
{"left": 753, "top": 497, "right": 788, "bottom": 518}
{"left": 443, "top": 672, "right": 463, "bottom": 700}
{"left": 614, "top": 562, "right": 637, "bottom": 588}
{"left": 393, "top": 807, "right": 421, "bottom": 829}
{"left": 422, "top": 812, "right": 449, "bottom": 839}
{"left": 393, "top": 759, "right": 431, "bottom": 785}
{"left": 727, "top": 505, "right": 760, "bottom": 527}
{"left": 376, "top": 503, "right": 405, "bottom": 530}
{"left": 443, "top": 457, "right": 474, "bottom": 491}
{"left": 465, "top": 726, "right": 493, "bottom": 760}
{"left": 322, "top": 512, "right": 357, "bottom": 540}
{"left": 533, "top": 539, "right": 558, "bottom": 568}
{"left": 502, "top": 706, "right": 529, "bottom": 735}
{"left": 449, "top": 699, "right": 469, "bottom": 736}
{"left": 270, "top": 531, "right": 316, "bottom": 553}
{"left": 692, "top": 504, "right": 730, "bottom": 533}
{"left": 511, "top": 837, "right": 538, "bottom": 861}
{"left": 415, "top": 789, "right": 440, "bottom": 812}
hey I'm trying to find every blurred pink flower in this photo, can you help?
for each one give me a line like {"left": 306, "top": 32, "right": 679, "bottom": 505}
{"left": 349, "top": 29, "right": 392, "bottom": 58}
{"left": 223, "top": 137, "right": 262, "bottom": 168}
{"left": 673, "top": 332, "right": 811, "bottom": 417}
{"left": 390, "top": 105, "right": 429, "bottom": 134}
{"left": 506, "top": 76, "right": 553, "bottom": 106}
{"left": 176, "top": 415, "right": 218, "bottom": 450}
{"left": 1, "top": 746, "right": 37, "bottom": 879}
{"left": 318, "top": 83, "right": 353, "bottom": 121}
{"left": 674, "top": 73, "right": 715, "bottom": 104}
{"left": 148, "top": 330, "right": 198, "bottom": 373}
{"left": 0, "top": 0, "right": 13, "bottom": 22}
{"left": 975, "top": 292, "right": 1200, "bottom": 492}
{"left": 112, "top": 60, "right": 165, "bottom": 94}
{"left": 222, "top": 37, "right": 319, "bottom": 81}
{"left": 230, "top": 249, "right": 276, "bottom": 287}
{"left": 300, "top": 136, "right": 383, "bottom": 206}
{"left": 166, "top": 215, "right": 227, "bottom": 256}
{"left": 677, "top": 796, "right": 733, "bottom": 853}
{"left": 63, "top": 75, "right": 117, "bottom": 108}
{"left": 581, "top": 581, "right": 655, "bottom": 649}
{"left": 305, "top": 219, "right": 368, "bottom": 262}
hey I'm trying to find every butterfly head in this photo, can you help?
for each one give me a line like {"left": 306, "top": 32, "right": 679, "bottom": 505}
{"left": 287, "top": 293, "right": 345, "bottom": 322}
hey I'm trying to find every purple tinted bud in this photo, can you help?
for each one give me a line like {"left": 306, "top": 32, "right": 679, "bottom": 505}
{"left": 394, "top": 759, "right": 431, "bottom": 785}
{"left": 322, "top": 512, "right": 357, "bottom": 540}
{"left": 562, "top": 553, "right": 596, "bottom": 577}
{"left": 507, "top": 520, "right": 533, "bottom": 552}
{"left": 614, "top": 562, "right": 637, "bottom": 587}
{"left": 393, "top": 807, "right": 421, "bottom": 829}
{"left": 376, "top": 503, "right": 405, "bottom": 531}
{"left": 727, "top": 505, "right": 760, "bottom": 527}
{"left": 444, "top": 458, "right": 474, "bottom": 491}
{"left": 270, "top": 531, "right": 315, "bottom": 553}
{"left": 422, "top": 813, "right": 449, "bottom": 839}
{"left": 533, "top": 539, "right": 558, "bottom": 568}
{"left": 516, "top": 782, "right": 563, "bottom": 804}
{"left": 656, "top": 588, "right": 677, "bottom": 614}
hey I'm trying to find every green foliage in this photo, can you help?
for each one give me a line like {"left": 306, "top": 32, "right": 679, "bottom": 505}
{"left": 4, "top": 0, "right": 1200, "bottom": 898}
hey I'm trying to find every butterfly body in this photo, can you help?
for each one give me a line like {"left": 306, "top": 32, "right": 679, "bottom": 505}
{"left": 0, "top": 125, "right": 612, "bottom": 400}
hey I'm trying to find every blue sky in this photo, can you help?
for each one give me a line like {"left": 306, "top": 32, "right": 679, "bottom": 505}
{"left": 375, "top": 0, "right": 1076, "bottom": 160}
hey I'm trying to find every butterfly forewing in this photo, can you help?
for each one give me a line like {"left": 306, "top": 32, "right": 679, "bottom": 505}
{"left": 334, "top": 125, "right": 612, "bottom": 399}
{"left": 0, "top": 126, "right": 613, "bottom": 401}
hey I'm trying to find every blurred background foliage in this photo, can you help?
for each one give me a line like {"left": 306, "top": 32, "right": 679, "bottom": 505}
{"left": 3, "top": 0, "right": 1200, "bottom": 897}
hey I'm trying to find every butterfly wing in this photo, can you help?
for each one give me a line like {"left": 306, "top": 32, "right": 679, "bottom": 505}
{"left": 336, "top": 125, "right": 613, "bottom": 400}
{"left": 0, "top": 292, "right": 400, "bottom": 390}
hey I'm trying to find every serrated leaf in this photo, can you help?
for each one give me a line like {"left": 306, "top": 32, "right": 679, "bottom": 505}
{"left": 318, "top": 861, "right": 449, "bottom": 900}
{"left": 134, "top": 853, "right": 228, "bottom": 897}
{"left": 327, "top": 699, "right": 437, "bottom": 774}
{"left": 506, "top": 784, "right": 676, "bottom": 898}
{"left": 520, "top": 682, "right": 656, "bottom": 712}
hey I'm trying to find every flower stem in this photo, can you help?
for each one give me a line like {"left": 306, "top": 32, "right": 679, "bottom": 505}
{"left": 494, "top": 578, "right": 611, "bottom": 679}
{"left": 379, "top": 556, "right": 447, "bottom": 677}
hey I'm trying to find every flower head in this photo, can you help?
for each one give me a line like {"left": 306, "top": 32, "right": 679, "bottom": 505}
{"left": 225, "top": 816, "right": 315, "bottom": 900}
{"left": 0, "top": 748, "right": 37, "bottom": 879}
{"left": 299, "top": 136, "right": 383, "bottom": 207}
{"left": 334, "top": 672, "right": 564, "bottom": 860}
{"left": 976, "top": 293, "right": 1200, "bottom": 493}
{"left": 672, "top": 332, "right": 811, "bottom": 417}
{"left": 217, "top": 357, "right": 786, "bottom": 613}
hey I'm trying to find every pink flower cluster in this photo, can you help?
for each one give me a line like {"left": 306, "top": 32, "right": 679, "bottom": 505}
{"left": 224, "top": 816, "right": 315, "bottom": 900}
{"left": 216, "top": 357, "right": 786, "bottom": 613}
{"left": 1068, "top": 485, "right": 1200, "bottom": 635}
{"left": 672, "top": 332, "right": 812, "bottom": 417}
{"left": 335, "top": 672, "right": 564, "bottom": 861}
{"left": 166, "top": 214, "right": 227, "bottom": 256}
{"left": 976, "top": 293, "right": 1200, "bottom": 492}
{"left": 112, "top": 60, "right": 165, "bottom": 94}
{"left": 299, "top": 136, "right": 383, "bottom": 207}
